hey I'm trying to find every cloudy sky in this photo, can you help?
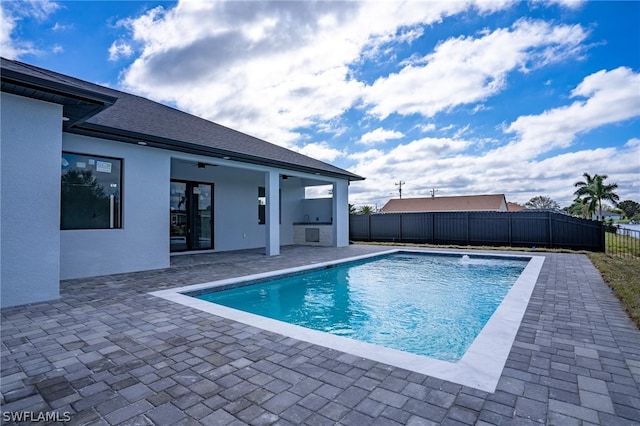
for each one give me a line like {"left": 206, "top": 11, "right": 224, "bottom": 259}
{"left": 2, "top": 0, "right": 638, "bottom": 209}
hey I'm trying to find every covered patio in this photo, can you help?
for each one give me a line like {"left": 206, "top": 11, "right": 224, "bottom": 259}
{"left": 1, "top": 245, "right": 639, "bottom": 425}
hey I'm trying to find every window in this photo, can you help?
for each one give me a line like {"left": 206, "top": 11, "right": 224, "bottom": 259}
{"left": 61, "top": 152, "right": 122, "bottom": 229}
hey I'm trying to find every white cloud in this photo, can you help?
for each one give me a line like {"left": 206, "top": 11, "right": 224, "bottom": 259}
{"left": 0, "top": 0, "right": 59, "bottom": 59}
{"left": 453, "top": 124, "right": 471, "bottom": 139}
{"left": 503, "top": 67, "right": 640, "bottom": 159}
{"left": 0, "top": 5, "right": 21, "bottom": 59}
{"left": 350, "top": 71, "right": 639, "bottom": 208}
{"left": 113, "top": 0, "right": 515, "bottom": 146}
{"left": 349, "top": 135, "right": 639, "bottom": 208}
{"left": 348, "top": 148, "right": 385, "bottom": 162}
{"left": 52, "top": 22, "right": 72, "bottom": 31}
{"left": 101, "top": 0, "right": 635, "bottom": 207}
{"left": 531, "top": 0, "right": 586, "bottom": 10}
{"left": 108, "top": 40, "right": 134, "bottom": 61}
{"left": 359, "top": 128, "right": 404, "bottom": 145}
{"left": 363, "top": 19, "right": 588, "bottom": 119}
{"left": 294, "top": 142, "right": 345, "bottom": 162}
{"left": 353, "top": 65, "right": 640, "bottom": 208}
{"left": 349, "top": 136, "right": 473, "bottom": 202}
{"left": 418, "top": 123, "right": 436, "bottom": 132}
{"left": 14, "top": 0, "right": 60, "bottom": 20}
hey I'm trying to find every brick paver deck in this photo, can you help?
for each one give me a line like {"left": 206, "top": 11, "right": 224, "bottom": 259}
{"left": 2, "top": 245, "right": 639, "bottom": 425}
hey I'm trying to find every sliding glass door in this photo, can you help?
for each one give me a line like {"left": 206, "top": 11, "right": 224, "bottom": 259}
{"left": 170, "top": 180, "right": 213, "bottom": 252}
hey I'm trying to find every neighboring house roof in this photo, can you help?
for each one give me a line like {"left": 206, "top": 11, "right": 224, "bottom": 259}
{"left": 380, "top": 194, "right": 508, "bottom": 213}
{"left": 1, "top": 57, "right": 364, "bottom": 181}
{"left": 507, "top": 202, "right": 526, "bottom": 212}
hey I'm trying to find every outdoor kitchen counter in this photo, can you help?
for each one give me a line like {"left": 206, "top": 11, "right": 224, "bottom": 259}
{"left": 293, "top": 223, "right": 333, "bottom": 246}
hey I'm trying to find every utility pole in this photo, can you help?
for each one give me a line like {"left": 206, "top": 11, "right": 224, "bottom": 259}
{"left": 395, "top": 181, "right": 405, "bottom": 199}
{"left": 430, "top": 188, "right": 438, "bottom": 198}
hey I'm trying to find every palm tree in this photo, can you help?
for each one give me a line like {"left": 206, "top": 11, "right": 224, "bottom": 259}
{"left": 358, "top": 205, "right": 374, "bottom": 215}
{"left": 573, "top": 173, "right": 619, "bottom": 221}
{"left": 566, "top": 197, "right": 593, "bottom": 219}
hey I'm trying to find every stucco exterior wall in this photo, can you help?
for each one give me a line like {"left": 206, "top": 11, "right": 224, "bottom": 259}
{"left": 1, "top": 96, "right": 353, "bottom": 305}
{"left": 1, "top": 93, "right": 62, "bottom": 307}
{"left": 60, "top": 134, "right": 170, "bottom": 279}
{"left": 1, "top": 84, "right": 354, "bottom": 307}
{"left": 301, "top": 198, "right": 333, "bottom": 223}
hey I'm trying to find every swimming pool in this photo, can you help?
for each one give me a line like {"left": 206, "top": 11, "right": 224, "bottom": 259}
{"left": 189, "top": 253, "right": 526, "bottom": 362}
{"left": 151, "top": 249, "right": 545, "bottom": 392}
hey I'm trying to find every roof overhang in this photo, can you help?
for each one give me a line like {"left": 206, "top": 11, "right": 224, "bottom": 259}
{"left": 1, "top": 57, "right": 364, "bottom": 183}
{"left": 67, "top": 123, "right": 365, "bottom": 182}
{"left": 1, "top": 67, "right": 117, "bottom": 128}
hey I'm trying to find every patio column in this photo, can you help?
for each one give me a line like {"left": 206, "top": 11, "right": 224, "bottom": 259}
{"left": 332, "top": 179, "right": 349, "bottom": 247}
{"left": 265, "top": 170, "right": 280, "bottom": 256}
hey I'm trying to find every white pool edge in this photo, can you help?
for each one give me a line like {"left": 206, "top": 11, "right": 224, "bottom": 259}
{"left": 150, "top": 248, "right": 545, "bottom": 393}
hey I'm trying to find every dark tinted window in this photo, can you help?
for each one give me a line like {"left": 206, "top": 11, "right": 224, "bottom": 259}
{"left": 61, "top": 152, "right": 122, "bottom": 229}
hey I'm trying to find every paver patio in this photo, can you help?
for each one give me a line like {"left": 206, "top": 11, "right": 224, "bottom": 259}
{"left": 1, "top": 245, "right": 639, "bottom": 425}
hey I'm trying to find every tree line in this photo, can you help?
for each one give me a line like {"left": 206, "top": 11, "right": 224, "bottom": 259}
{"left": 517, "top": 173, "right": 637, "bottom": 221}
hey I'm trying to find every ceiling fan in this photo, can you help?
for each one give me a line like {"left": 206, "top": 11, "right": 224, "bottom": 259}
{"left": 174, "top": 159, "right": 217, "bottom": 169}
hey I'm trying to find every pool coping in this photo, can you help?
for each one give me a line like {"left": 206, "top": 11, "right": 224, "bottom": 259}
{"left": 149, "top": 248, "right": 545, "bottom": 393}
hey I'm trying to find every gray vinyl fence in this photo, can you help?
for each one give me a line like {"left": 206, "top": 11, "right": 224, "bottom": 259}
{"left": 349, "top": 211, "right": 605, "bottom": 252}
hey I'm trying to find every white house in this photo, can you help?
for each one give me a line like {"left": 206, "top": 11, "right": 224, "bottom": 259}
{"left": 0, "top": 57, "right": 364, "bottom": 308}
{"left": 591, "top": 208, "right": 622, "bottom": 221}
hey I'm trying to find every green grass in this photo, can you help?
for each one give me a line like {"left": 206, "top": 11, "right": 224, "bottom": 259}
{"left": 354, "top": 241, "right": 640, "bottom": 330}
{"left": 588, "top": 253, "right": 640, "bottom": 329}
{"left": 605, "top": 231, "right": 640, "bottom": 259}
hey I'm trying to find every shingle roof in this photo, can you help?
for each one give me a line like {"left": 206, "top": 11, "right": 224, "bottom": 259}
{"left": 507, "top": 202, "right": 526, "bottom": 212}
{"left": 380, "top": 194, "right": 508, "bottom": 213}
{"left": 1, "top": 57, "right": 363, "bottom": 181}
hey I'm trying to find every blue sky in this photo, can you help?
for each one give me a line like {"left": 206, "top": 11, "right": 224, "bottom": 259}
{"left": 2, "top": 0, "right": 639, "bottom": 209}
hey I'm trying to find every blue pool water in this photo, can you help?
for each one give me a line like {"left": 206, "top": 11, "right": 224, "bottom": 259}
{"left": 190, "top": 252, "right": 528, "bottom": 362}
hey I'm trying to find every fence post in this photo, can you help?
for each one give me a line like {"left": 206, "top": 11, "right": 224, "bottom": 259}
{"left": 368, "top": 214, "right": 372, "bottom": 242}
{"left": 508, "top": 214, "right": 512, "bottom": 247}
{"left": 548, "top": 212, "right": 553, "bottom": 248}
{"left": 466, "top": 212, "right": 470, "bottom": 245}
{"left": 431, "top": 213, "right": 435, "bottom": 244}
{"left": 399, "top": 213, "right": 403, "bottom": 243}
